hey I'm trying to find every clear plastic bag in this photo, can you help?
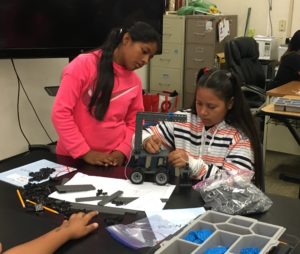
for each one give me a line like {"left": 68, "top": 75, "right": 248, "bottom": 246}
{"left": 106, "top": 208, "right": 205, "bottom": 249}
{"left": 106, "top": 216, "right": 157, "bottom": 249}
{"left": 193, "top": 171, "right": 273, "bottom": 215}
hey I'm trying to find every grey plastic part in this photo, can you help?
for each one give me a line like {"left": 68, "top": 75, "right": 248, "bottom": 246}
{"left": 154, "top": 210, "right": 286, "bottom": 254}
{"left": 134, "top": 112, "right": 187, "bottom": 154}
{"left": 70, "top": 202, "right": 138, "bottom": 215}
{"left": 75, "top": 196, "right": 105, "bottom": 202}
{"left": 97, "top": 190, "right": 123, "bottom": 206}
{"left": 55, "top": 184, "right": 95, "bottom": 193}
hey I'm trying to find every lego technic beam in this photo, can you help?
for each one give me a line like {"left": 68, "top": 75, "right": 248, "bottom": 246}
{"left": 134, "top": 112, "right": 187, "bottom": 154}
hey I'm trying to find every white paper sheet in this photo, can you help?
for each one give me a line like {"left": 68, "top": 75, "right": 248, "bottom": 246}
{"left": 218, "top": 19, "right": 230, "bottom": 42}
{"left": 0, "top": 159, "right": 76, "bottom": 187}
{"left": 122, "top": 193, "right": 166, "bottom": 211}
{"left": 49, "top": 172, "right": 176, "bottom": 211}
{"left": 146, "top": 207, "right": 206, "bottom": 242}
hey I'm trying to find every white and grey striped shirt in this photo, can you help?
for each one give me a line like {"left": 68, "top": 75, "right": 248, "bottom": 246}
{"left": 142, "top": 111, "right": 254, "bottom": 181}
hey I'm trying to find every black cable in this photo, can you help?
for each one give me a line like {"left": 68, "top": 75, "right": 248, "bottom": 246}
{"left": 10, "top": 59, "right": 54, "bottom": 144}
{"left": 16, "top": 73, "right": 31, "bottom": 146}
{"left": 268, "top": 0, "right": 273, "bottom": 36}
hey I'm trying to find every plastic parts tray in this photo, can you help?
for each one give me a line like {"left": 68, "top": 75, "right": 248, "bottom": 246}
{"left": 274, "top": 97, "right": 300, "bottom": 113}
{"left": 155, "top": 210, "right": 285, "bottom": 254}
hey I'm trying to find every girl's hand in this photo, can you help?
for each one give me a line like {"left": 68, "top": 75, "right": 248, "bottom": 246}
{"left": 110, "top": 151, "right": 125, "bottom": 166}
{"left": 142, "top": 135, "right": 162, "bottom": 153}
{"left": 82, "top": 150, "right": 117, "bottom": 166}
{"left": 59, "top": 211, "right": 99, "bottom": 240}
{"left": 168, "top": 149, "right": 189, "bottom": 168}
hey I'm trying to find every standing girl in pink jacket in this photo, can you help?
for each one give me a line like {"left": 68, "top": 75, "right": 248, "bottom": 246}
{"left": 52, "top": 21, "right": 160, "bottom": 166}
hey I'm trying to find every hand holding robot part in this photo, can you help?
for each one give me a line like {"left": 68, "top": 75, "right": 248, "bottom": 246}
{"left": 168, "top": 149, "right": 189, "bottom": 168}
{"left": 142, "top": 135, "right": 162, "bottom": 153}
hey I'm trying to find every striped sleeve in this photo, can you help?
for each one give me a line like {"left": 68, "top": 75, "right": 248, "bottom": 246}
{"left": 188, "top": 134, "right": 254, "bottom": 180}
{"left": 142, "top": 121, "right": 175, "bottom": 150}
{"left": 188, "top": 156, "right": 220, "bottom": 180}
{"left": 223, "top": 137, "right": 254, "bottom": 174}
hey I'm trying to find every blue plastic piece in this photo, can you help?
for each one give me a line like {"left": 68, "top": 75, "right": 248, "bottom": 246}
{"left": 183, "top": 230, "right": 197, "bottom": 242}
{"left": 195, "top": 229, "right": 213, "bottom": 243}
{"left": 203, "top": 246, "right": 228, "bottom": 254}
{"left": 183, "top": 229, "right": 213, "bottom": 244}
{"left": 240, "top": 247, "right": 261, "bottom": 254}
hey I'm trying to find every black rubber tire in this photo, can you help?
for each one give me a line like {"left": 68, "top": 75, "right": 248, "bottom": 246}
{"left": 155, "top": 169, "right": 169, "bottom": 185}
{"left": 130, "top": 168, "right": 144, "bottom": 184}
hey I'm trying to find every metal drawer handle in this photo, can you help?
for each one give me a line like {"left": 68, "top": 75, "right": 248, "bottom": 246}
{"left": 193, "top": 32, "right": 205, "bottom": 36}
{"left": 195, "top": 48, "right": 204, "bottom": 53}
{"left": 159, "top": 83, "right": 171, "bottom": 87}
{"left": 195, "top": 22, "right": 205, "bottom": 27}
{"left": 159, "top": 58, "right": 171, "bottom": 62}
{"left": 194, "top": 58, "right": 204, "bottom": 62}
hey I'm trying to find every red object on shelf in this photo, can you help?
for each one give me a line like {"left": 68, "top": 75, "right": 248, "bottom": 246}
{"left": 175, "top": 0, "right": 184, "bottom": 10}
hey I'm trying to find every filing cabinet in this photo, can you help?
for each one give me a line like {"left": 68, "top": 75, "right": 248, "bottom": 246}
{"left": 149, "top": 15, "right": 185, "bottom": 108}
{"left": 149, "top": 14, "right": 237, "bottom": 109}
{"left": 183, "top": 15, "right": 237, "bottom": 108}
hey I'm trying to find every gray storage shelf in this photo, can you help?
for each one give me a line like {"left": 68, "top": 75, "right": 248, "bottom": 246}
{"left": 155, "top": 210, "right": 285, "bottom": 254}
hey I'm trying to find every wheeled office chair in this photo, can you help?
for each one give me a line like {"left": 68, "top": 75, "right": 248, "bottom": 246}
{"left": 224, "top": 36, "right": 266, "bottom": 113}
{"left": 225, "top": 37, "right": 267, "bottom": 192}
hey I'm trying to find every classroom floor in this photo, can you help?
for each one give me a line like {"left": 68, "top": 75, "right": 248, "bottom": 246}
{"left": 264, "top": 151, "right": 300, "bottom": 199}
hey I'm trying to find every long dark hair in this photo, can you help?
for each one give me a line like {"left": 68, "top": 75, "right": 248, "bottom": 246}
{"left": 89, "top": 21, "right": 161, "bottom": 120}
{"left": 191, "top": 68, "right": 263, "bottom": 189}
{"left": 288, "top": 30, "right": 300, "bottom": 52}
{"left": 281, "top": 30, "right": 300, "bottom": 61}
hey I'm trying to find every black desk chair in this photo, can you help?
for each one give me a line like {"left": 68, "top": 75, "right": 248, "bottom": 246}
{"left": 224, "top": 36, "right": 266, "bottom": 114}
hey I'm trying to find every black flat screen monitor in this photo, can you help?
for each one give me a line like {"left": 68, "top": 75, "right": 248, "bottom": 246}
{"left": 0, "top": 0, "right": 165, "bottom": 59}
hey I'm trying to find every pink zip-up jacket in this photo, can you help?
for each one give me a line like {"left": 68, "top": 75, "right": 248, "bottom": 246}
{"left": 51, "top": 50, "right": 144, "bottom": 160}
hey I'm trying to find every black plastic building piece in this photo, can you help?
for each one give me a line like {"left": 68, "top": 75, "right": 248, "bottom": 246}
{"left": 29, "top": 167, "right": 55, "bottom": 182}
{"left": 98, "top": 191, "right": 123, "bottom": 206}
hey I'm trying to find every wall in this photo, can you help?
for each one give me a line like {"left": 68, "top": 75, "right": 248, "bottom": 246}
{"left": 0, "top": 58, "right": 148, "bottom": 161}
{"left": 213, "top": 0, "right": 295, "bottom": 43}
{"left": 291, "top": 0, "right": 300, "bottom": 35}
{"left": 0, "top": 0, "right": 298, "bottom": 160}
{"left": 0, "top": 58, "right": 67, "bottom": 160}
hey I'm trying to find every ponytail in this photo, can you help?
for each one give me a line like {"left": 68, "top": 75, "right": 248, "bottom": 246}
{"left": 88, "top": 28, "right": 125, "bottom": 120}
